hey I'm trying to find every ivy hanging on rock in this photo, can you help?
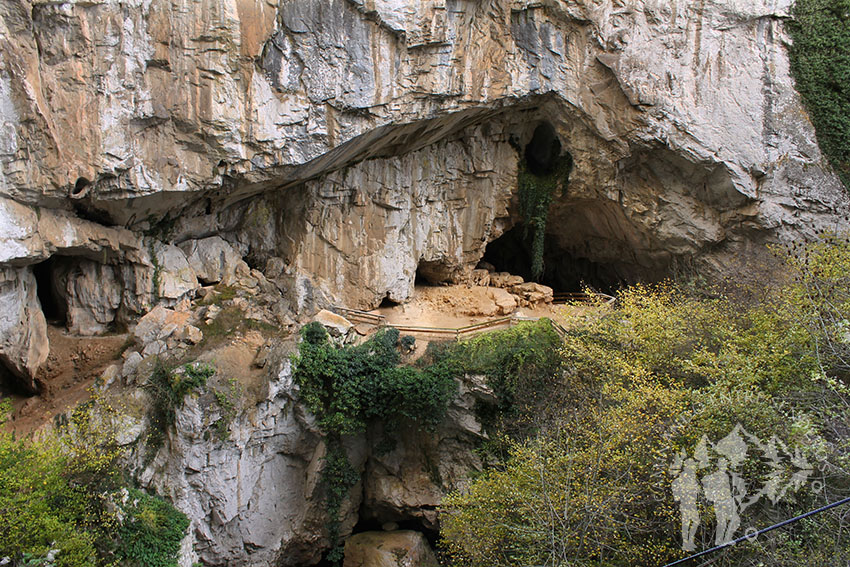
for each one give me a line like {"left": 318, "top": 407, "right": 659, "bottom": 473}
{"left": 291, "top": 323, "right": 458, "bottom": 560}
{"left": 517, "top": 154, "right": 572, "bottom": 281}
{"left": 788, "top": 0, "right": 850, "bottom": 189}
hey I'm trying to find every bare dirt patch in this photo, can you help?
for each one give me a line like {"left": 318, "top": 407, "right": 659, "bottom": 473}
{"left": 374, "top": 284, "right": 589, "bottom": 329}
{"left": 2, "top": 326, "right": 130, "bottom": 436}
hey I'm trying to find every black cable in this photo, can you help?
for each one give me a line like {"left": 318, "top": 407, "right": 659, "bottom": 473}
{"left": 660, "top": 495, "right": 850, "bottom": 567}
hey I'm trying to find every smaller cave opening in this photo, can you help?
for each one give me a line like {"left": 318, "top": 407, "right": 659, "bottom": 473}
{"left": 70, "top": 176, "right": 91, "bottom": 198}
{"left": 379, "top": 293, "right": 398, "bottom": 308}
{"left": 524, "top": 121, "right": 562, "bottom": 176}
{"left": 415, "top": 260, "right": 453, "bottom": 286}
{"left": 33, "top": 257, "right": 67, "bottom": 325}
{"left": 482, "top": 225, "right": 627, "bottom": 294}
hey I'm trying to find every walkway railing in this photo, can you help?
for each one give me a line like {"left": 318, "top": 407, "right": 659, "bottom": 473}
{"left": 552, "top": 292, "right": 616, "bottom": 306}
{"left": 330, "top": 297, "right": 595, "bottom": 341}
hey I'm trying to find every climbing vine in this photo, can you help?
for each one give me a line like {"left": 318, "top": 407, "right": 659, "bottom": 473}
{"left": 788, "top": 0, "right": 850, "bottom": 189}
{"left": 517, "top": 154, "right": 573, "bottom": 280}
{"left": 291, "top": 323, "right": 457, "bottom": 561}
{"left": 144, "top": 361, "right": 214, "bottom": 450}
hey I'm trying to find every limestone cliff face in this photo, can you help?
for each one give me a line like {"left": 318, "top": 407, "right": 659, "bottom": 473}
{"left": 1, "top": 0, "right": 845, "bottom": 297}
{"left": 121, "top": 344, "right": 489, "bottom": 567}
{"left": 2, "top": 0, "right": 850, "bottom": 561}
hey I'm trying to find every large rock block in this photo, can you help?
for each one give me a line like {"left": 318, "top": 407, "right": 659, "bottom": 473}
{"left": 179, "top": 237, "right": 241, "bottom": 285}
{"left": 343, "top": 531, "right": 438, "bottom": 567}
{"left": 61, "top": 259, "right": 123, "bottom": 335}
{"left": 150, "top": 242, "right": 199, "bottom": 301}
{"left": 510, "top": 282, "right": 554, "bottom": 304}
{"left": 0, "top": 267, "right": 48, "bottom": 392}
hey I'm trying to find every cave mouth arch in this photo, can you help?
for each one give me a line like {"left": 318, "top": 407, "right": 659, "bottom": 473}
{"left": 481, "top": 224, "right": 636, "bottom": 294}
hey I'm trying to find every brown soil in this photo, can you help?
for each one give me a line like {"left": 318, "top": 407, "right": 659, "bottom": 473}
{"left": 194, "top": 330, "right": 269, "bottom": 405}
{"left": 1, "top": 325, "right": 130, "bottom": 436}
{"left": 374, "top": 284, "right": 590, "bottom": 329}
{"left": 367, "top": 284, "right": 595, "bottom": 359}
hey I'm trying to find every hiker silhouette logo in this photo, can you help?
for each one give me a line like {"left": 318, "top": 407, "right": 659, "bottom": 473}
{"left": 669, "top": 424, "right": 814, "bottom": 550}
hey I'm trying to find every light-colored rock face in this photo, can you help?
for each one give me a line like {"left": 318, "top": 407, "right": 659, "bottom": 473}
{"left": 1, "top": 0, "right": 845, "bottom": 228}
{"left": 1, "top": 0, "right": 849, "bottom": 378}
{"left": 129, "top": 349, "right": 488, "bottom": 567}
{"left": 0, "top": 266, "right": 47, "bottom": 392}
{"left": 2, "top": 0, "right": 850, "bottom": 561}
{"left": 179, "top": 237, "right": 241, "bottom": 285}
{"left": 245, "top": 124, "right": 517, "bottom": 308}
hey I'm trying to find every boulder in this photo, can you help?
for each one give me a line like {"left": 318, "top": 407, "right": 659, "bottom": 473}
{"left": 468, "top": 268, "right": 490, "bottom": 287}
{"left": 0, "top": 266, "right": 48, "bottom": 392}
{"left": 490, "top": 272, "right": 524, "bottom": 288}
{"left": 488, "top": 287, "right": 518, "bottom": 315}
{"left": 133, "top": 305, "right": 191, "bottom": 346}
{"left": 150, "top": 242, "right": 198, "bottom": 300}
{"left": 180, "top": 237, "right": 242, "bottom": 285}
{"left": 61, "top": 259, "right": 123, "bottom": 335}
{"left": 314, "top": 309, "right": 354, "bottom": 338}
{"left": 179, "top": 325, "right": 203, "bottom": 345}
{"left": 510, "top": 282, "right": 554, "bottom": 304}
{"left": 343, "top": 531, "right": 438, "bottom": 567}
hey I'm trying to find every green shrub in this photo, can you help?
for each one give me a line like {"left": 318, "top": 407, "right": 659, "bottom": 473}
{"left": 0, "top": 392, "right": 189, "bottom": 567}
{"left": 422, "top": 319, "right": 563, "bottom": 439}
{"left": 145, "top": 361, "right": 214, "bottom": 449}
{"left": 441, "top": 244, "right": 850, "bottom": 566}
{"left": 117, "top": 488, "right": 189, "bottom": 567}
{"left": 293, "top": 327, "right": 456, "bottom": 436}
{"left": 292, "top": 325, "right": 458, "bottom": 558}
{"left": 0, "top": 434, "right": 99, "bottom": 567}
{"left": 788, "top": 0, "right": 850, "bottom": 189}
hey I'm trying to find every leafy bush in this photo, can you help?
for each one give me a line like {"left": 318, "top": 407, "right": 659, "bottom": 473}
{"left": 0, "top": 433, "right": 99, "bottom": 567}
{"left": 292, "top": 324, "right": 458, "bottom": 557}
{"left": 0, "top": 392, "right": 189, "bottom": 567}
{"left": 441, "top": 241, "right": 850, "bottom": 566}
{"left": 788, "top": 0, "right": 850, "bottom": 188}
{"left": 117, "top": 488, "right": 190, "bottom": 567}
{"left": 145, "top": 361, "right": 214, "bottom": 449}
{"left": 420, "top": 319, "right": 563, "bottom": 440}
{"left": 294, "top": 325, "right": 456, "bottom": 436}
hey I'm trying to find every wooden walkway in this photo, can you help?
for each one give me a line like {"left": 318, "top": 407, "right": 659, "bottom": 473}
{"left": 331, "top": 292, "right": 614, "bottom": 342}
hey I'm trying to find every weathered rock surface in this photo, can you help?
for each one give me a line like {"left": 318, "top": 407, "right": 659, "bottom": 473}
{"left": 314, "top": 309, "right": 355, "bottom": 338}
{"left": 0, "top": 0, "right": 845, "bottom": 299}
{"left": 120, "top": 335, "right": 489, "bottom": 567}
{"left": 1, "top": 0, "right": 849, "bottom": 377}
{"left": 511, "top": 282, "right": 554, "bottom": 305}
{"left": 179, "top": 237, "right": 241, "bottom": 285}
{"left": 489, "top": 287, "right": 518, "bottom": 315}
{"left": 133, "top": 305, "right": 191, "bottom": 345}
{"left": 0, "top": 266, "right": 47, "bottom": 392}
{"left": 360, "top": 374, "right": 492, "bottom": 530}
{"left": 2, "top": 0, "right": 850, "bottom": 563}
{"left": 343, "top": 531, "right": 439, "bottom": 567}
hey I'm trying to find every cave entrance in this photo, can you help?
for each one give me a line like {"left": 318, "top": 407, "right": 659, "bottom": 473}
{"left": 415, "top": 259, "right": 457, "bottom": 286}
{"left": 524, "top": 121, "right": 562, "bottom": 175}
{"left": 481, "top": 225, "right": 626, "bottom": 294}
{"left": 33, "top": 257, "right": 67, "bottom": 326}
